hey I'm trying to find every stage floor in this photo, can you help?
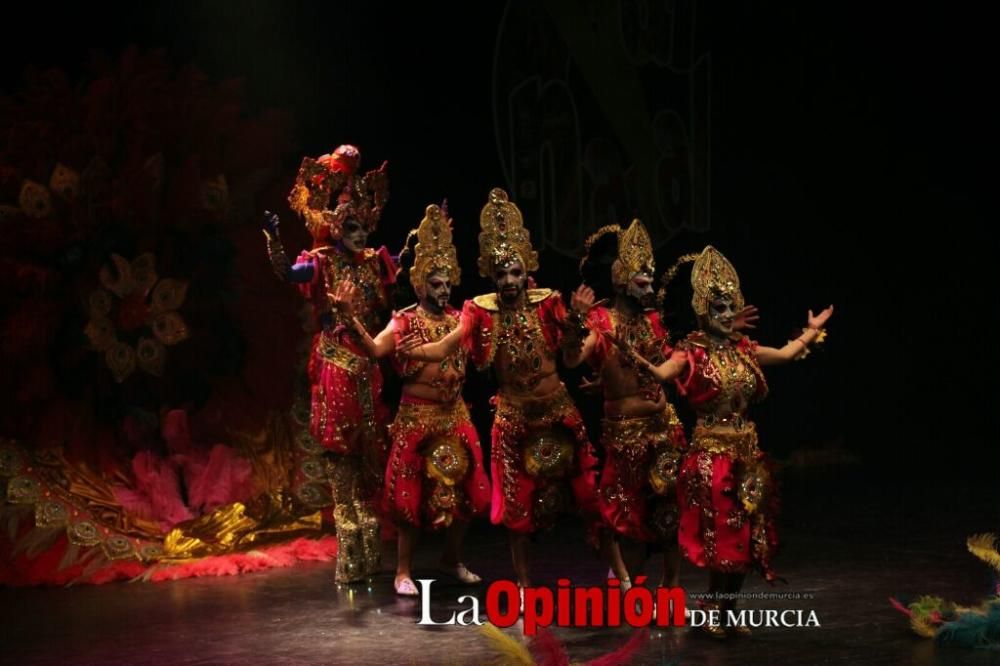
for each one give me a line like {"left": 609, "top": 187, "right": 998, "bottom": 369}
{"left": 2, "top": 470, "right": 998, "bottom": 665}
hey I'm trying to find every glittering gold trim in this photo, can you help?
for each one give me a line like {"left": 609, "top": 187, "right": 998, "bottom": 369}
{"left": 409, "top": 203, "right": 461, "bottom": 290}
{"left": 611, "top": 219, "right": 655, "bottom": 286}
{"left": 690, "top": 245, "right": 744, "bottom": 317}
{"left": 317, "top": 336, "right": 369, "bottom": 375}
{"left": 476, "top": 188, "right": 538, "bottom": 277}
{"left": 690, "top": 423, "right": 760, "bottom": 462}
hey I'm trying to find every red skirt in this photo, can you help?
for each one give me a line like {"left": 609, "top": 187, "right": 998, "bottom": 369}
{"left": 677, "top": 424, "right": 779, "bottom": 579}
{"left": 597, "top": 405, "right": 687, "bottom": 542}
{"left": 490, "top": 385, "right": 600, "bottom": 534}
{"left": 307, "top": 330, "right": 389, "bottom": 458}
{"left": 383, "top": 398, "right": 490, "bottom": 530}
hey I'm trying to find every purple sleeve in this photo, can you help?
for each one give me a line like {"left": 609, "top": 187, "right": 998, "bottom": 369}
{"left": 287, "top": 261, "right": 315, "bottom": 283}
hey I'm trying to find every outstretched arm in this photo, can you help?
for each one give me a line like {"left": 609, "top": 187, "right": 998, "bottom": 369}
{"left": 756, "top": 305, "right": 834, "bottom": 366}
{"left": 401, "top": 319, "right": 465, "bottom": 362}
{"left": 354, "top": 320, "right": 398, "bottom": 359}
{"left": 329, "top": 281, "right": 419, "bottom": 358}
{"left": 263, "top": 210, "right": 315, "bottom": 283}
{"left": 602, "top": 331, "right": 688, "bottom": 382}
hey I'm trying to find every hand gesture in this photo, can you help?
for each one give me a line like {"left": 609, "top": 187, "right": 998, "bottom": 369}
{"left": 262, "top": 210, "right": 281, "bottom": 239}
{"left": 807, "top": 305, "right": 834, "bottom": 330}
{"left": 734, "top": 304, "right": 759, "bottom": 331}
{"left": 396, "top": 332, "right": 425, "bottom": 357}
{"left": 330, "top": 280, "right": 360, "bottom": 316}
{"left": 570, "top": 284, "right": 608, "bottom": 315}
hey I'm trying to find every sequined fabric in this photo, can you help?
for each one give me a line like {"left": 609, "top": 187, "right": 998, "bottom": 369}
{"left": 490, "top": 385, "right": 599, "bottom": 533}
{"left": 597, "top": 405, "right": 687, "bottom": 542}
{"left": 391, "top": 307, "right": 465, "bottom": 401}
{"left": 327, "top": 454, "right": 382, "bottom": 582}
{"left": 674, "top": 336, "right": 779, "bottom": 580}
{"left": 383, "top": 400, "right": 490, "bottom": 530}
{"left": 677, "top": 426, "right": 778, "bottom": 578}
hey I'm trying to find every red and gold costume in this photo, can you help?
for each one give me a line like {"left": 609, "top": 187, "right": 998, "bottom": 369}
{"left": 580, "top": 220, "right": 687, "bottom": 543}
{"left": 586, "top": 305, "right": 687, "bottom": 542}
{"left": 295, "top": 245, "right": 394, "bottom": 456}
{"left": 265, "top": 144, "right": 393, "bottom": 582}
{"left": 671, "top": 247, "right": 779, "bottom": 580}
{"left": 382, "top": 205, "right": 490, "bottom": 530}
{"left": 463, "top": 189, "right": 599, "bottom": 534}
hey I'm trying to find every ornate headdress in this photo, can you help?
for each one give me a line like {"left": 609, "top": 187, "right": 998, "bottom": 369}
{"left": 408, "top": 203, "right": 461, "bottom": 293}
{"left": 611, "top": 219, "right": 655, "bottom": 286}
{"left": 579, "top": 219, "right": 655, "bottom": 293}
{"left": 287, "top": 144, "right": 389, "bottom": 244}
{"left": 477, "top": 188, "right": 538, "bottom": 278}
{"left": 689, "top": 245, "right": 744, "bottom": 316}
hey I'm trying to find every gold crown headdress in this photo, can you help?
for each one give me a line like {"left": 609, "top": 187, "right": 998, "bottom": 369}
{"left": 689, "top": 245, "right": 744, "bottom": 316}
{"left": 477, "top": 188, "right": 538, "bottom": 277}
{"left": 287, "top": 145, "right": 389, "bottom": 244}
{"left": 408, "top": 203, "right": 461, "bottom": 293}
{"left": 611, "top": 219, "right": 655, "bottom": 286}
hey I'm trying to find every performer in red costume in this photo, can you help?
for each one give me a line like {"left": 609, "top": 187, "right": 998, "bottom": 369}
{"left": 610, "top": 245, "right": 833, "bottom": 636}
{"left": 564, "top": 220, "right": 688, "bottom": 592}
{"left": 402, "top": 188, "right": 600, "bottom": 595}
{"left": 334, "top": 203, "right": 491, "bottom": 596}
{"left": 262, "top": 144, "right": 394, "bottom": 583}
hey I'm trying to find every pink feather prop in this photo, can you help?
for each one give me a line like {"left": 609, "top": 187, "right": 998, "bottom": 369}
{"left": 178, "top": 444, "right": 255, "bottom": 512}
{"left": 584, "top": 628, "right": 649, "bottom": 666}
{"left": 529, "top": 627, "right": 570, "bottom": 666}
{"left": 889, "top": 597, "right": 913, "bottom": 618}
{"left": 145, "top": 536, "right": 338, "bottom": 582}
{"left": 113, "top": 451, "right": 193, "bottom": 529}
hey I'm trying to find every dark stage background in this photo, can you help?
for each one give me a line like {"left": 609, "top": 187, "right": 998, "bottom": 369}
{"left": 0, "top": 1, "right": 995, "bottom": 500}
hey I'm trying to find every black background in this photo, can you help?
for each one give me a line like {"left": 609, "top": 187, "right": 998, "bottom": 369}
{"left": 1, "top": 1, "right": 995, "bottom": 485}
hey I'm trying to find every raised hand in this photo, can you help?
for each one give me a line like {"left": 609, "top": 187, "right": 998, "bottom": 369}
{"left": 396, "top": 332, "right": 425, "bottom": 357}
{"left": 570, "top": 283, "right": 595, "bottom": 313}
{"left": 807, "top": 305, "right": 834, "bottom": 329}
{"left": 262, "top": 210, "right": 291, "bottom": 280}
{"left": 734, "top": 304, "right": 760, "bottom": 331}
{"left": 329, "top": 280, "right": 360, "bottom": 316}
{"left": 262, "top": 210, "right": 281, "bottom": 239}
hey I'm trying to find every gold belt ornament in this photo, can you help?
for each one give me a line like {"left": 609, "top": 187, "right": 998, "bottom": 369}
{"left": 691, "top": 423, "right": 759, "bottom": 461}
{"left": 496, "top": 384, "right": 574, "bottom": 425}
{"left": 522, "top": 428, "right": 575, "bottom": 479}
{"left": 602, "top": 407, "right": 683, "bottom": 495}
{"left": 425, "top": 435, "right": 470, "bottom": 486}
{"left": 318, "top": 336, "right": 368, "bottom": 375}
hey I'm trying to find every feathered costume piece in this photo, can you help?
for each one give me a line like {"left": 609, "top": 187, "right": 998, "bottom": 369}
{"left": 890, "top": 533, "right": 1000, "bottom": 649}
{"left": 478, "top": 623, "right": 649, "bottom": 665}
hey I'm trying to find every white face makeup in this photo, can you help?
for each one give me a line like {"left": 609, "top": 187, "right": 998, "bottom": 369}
{"left": 494, "top": 259, "right": 526, "bottom": 305}
{"left": 625, "top": 272, "right": 655, "bottom": 308}
{"left": 707, "top": 294, "right": 736, "bottom": 336}
{"left": 421, "top": 270, "right": 452, "bottom": 313}
{"left": 341, "top": 218, "right": 368, "bottom": 253}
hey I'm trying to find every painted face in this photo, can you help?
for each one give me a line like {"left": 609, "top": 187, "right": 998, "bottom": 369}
{"left": 494, "top": 259, "right": 526, "bottom": 305}
{"left": 341, "top": 218, "right": 369, "bottom": 253}
{"left": 707, "top": 294, "right": 736, "bottom": 336}
{"left": 625, "top": 272, "right": 655, "bottom": 308}
{"left": 421, "top": 270, "right": 452, "bottom": 313}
